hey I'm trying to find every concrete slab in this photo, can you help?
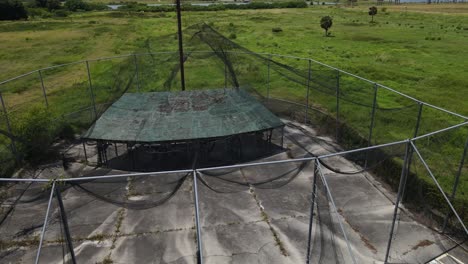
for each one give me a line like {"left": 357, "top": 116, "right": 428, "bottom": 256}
{"left": 2, "top": 118, "right": 467, "bottom": 264}
{"left": 110, "top": 230, "right": 197, "bottom": 264}
{"left": 120, "top": 177, "right": 195, "bottom": 234}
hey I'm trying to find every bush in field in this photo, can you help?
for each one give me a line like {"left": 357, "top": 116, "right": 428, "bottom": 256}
{"left": 0, "top": 0, "right": 28, "bottom": 20}
{"left": 369, "top": 6, "right": 377, "bottom": 22}
{"left": 11, "top": 107, "right": 58, "bottom": 162}
{"left": 46, "top": 0, "right": 61, "bottom": 11}
{"left": 320, "top": 16, "right": 333, "bottom": 37}
{"left": 35, "top": 0, "right": 48, "bottom": 8}
{"left": 64, "top": 0, "right": 87, "bottom": 11}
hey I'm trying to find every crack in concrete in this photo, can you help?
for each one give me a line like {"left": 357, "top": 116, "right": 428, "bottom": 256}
{"left": 240, "top": 168, "right": 289, "bottom": 257}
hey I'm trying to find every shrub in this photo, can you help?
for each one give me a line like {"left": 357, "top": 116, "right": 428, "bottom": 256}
{"left": 229, "top": 33, "right": 237, "bottom": 39}
{"left": 0, "top": 0, "right": 28, "bottom": 20}
{"left": 272, "top": 27, "right": 283, "bottom": 33}
{"left": 46, "top": 0, "right": 61, "bottom": 11}
{"left": 27, "top": 8, "right": 52, "bottom": 18}
{"left": 64, "top": 0, "right": 87, "bottom": 11}
{"left": 54, "top": 9, "right": 71, "bottom": 17}
{"left": 11, "top": 107, "right": 58, "bottom": 162}
{"left": 320, "top": 16, "right": 333, "bottom": 37}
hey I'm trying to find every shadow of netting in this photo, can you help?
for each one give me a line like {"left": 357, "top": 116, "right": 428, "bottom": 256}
{"left": 197, "top": 160, "right": 314, "bottom": 263}
{"left": 316, "top": 143, "right": 406, "bottom": 262}
{"left": 43, "top": 172, "right": 195, "bottom": 263}
{"left": 389, "top": 144, "right": 467, "bottom": 264}
{"left": 314, "top": 162, "right": 357, "bottom": 264}
{"left": 372, "top": 88, "right": 420, "bottom": 145}
{"left": 0, "top": 181, "right": 52, "bottom": 262}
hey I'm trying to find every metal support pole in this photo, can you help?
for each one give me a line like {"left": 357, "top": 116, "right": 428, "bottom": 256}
{"left": 85, "top": 61, "right": 98, "bottom": 121}
{"left": 224, "top": 62, "right": 227, "bottom": 89}
{"left": 281, "top": 126, "right": 284, "bottom": 148}
{"left": 365, "top": 84, "right": 379, "bottom": 169}
{"left": 306, "top": 160, "right": 318, "bottom": 264}
{"left": 35, "top": 181, "right": 56, "bottom": 264}
{"left": 305, "top": 59, "right": 312, "bottom": 124}
{"left": 82, "top": 141, "right": 88, "bottom": 163}
{"left": 38, "top": 70, "right": 48, "bottom": 107}
{"left": 55, "top": 185, "right": 77, "bottom": 264}
{"left": 401, "top": 103, "right": 423, "bottom": 202}
{"left": 114, "top": 143, "right": 118, "bottom": 157}
{"left": 267, "top": 55, "right": 271, "bottom": 100}
{"left": 0, "top": 92, "right": 19, "bottom": 163}
{"left": 413, "top": 103, "right": 423, "bottom": 139}
{"left": 192, "top": 171, "right": 203, "bottom": 264}
{"left": 384, "top": 141, "right": 410, "bottom": 263}
{"left": 442, "top": 136, "right": 468, "bottom": 232}
{"left": 133, "top": 54, "right": 141, "bottom": 93}
{"left": 336, "top": 70, "right": 340, "bottom": 141}
{"left": 175, "top": 0, "right": 186, "bottom": 91}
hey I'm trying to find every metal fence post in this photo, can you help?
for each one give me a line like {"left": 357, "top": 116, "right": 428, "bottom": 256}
{"left": 401, "top": 102, "right": 424, "bottom": 201}
{"left": 267, "top": 54, "right": 271, "bottom": 100}
{"left": 38, "top": 70, "right": 48, "bottom": 107}
{"left": 224, "top": 61, "right": 227, "bottom": 89}
{"left": 0, "top": 92, "right": 19, "bottom": 163}
{"left": 55, "top": 184, "right": 77, "bottom": 264}
{"left": 306, "top": 159, "right": 318, "bottom": 264}
{"left": 384, "top": 140, "right": 410, "bottom": 263}
{"left": 411, "top": 140, "right": 468, "bottom": 235}
{"left": 133, "top": 54, "right": 141, "bottom": 93}
{"left": 365, "top": 84, "right": 379, "bottom": 169}
{"left": 401, "top": 102, "right": 424, "bottom": 202}
{"left": 193, "top": 171, "right": 203, "bottom": 264}
{"left": 85, "top": 61, "right": 98, "bottom": 121}
{"left": 35, "top": 181, "right": 56, "bottom": 264}
{"left": 412, "top": 103, "right": 423, "bottom": 139}
{"left": 305, "top": 59, "right": 312, "bottom": 124}
{"left": 442, "top": 135, "right": 468, "bottom": 232}
{"left": 336, "top": 70, "right": 340, "bottom": 141}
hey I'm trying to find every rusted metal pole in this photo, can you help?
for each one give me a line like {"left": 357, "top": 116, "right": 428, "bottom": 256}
{"left": 176, "top": 0, "right": 186, "bottom": 91}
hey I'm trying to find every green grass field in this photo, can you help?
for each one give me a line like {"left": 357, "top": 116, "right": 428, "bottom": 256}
{"left": 1, "top": 5, "right": 467, "bottom": 114}
{"left": 0, "top": 4, "right": 467, "bottom": 222}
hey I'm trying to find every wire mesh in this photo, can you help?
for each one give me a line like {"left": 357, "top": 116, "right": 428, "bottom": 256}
{"left": 39, "top": 171, "right": 197, "bottom": 263}
{"left": 0, "top": 26, "right": 467, "bottom": 263}
{"left": 316, "top": 143, "right": 407, "bottom": 262}
{"left": 388, "top": 142, "right": 468, "bottom": 263}
{"left": 197, "top": 158, "right": 315, "bottom": 263}
{"left": 0, "top": 180, "right": 52, "bottom": 263}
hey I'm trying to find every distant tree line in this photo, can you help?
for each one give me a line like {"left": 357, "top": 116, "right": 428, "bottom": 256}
{"left": 0, "top": 0, "right": 108, "bottom": 20}
{"left": 0, "top": 0, "right": 28, "bottom": 20}
{"left": 118, "top": 1, "right": 308, "bottom": 12}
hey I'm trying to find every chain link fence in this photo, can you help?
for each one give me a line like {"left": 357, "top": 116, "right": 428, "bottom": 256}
{"left": 0, "top": 49, "right": 467, "bottom": 263}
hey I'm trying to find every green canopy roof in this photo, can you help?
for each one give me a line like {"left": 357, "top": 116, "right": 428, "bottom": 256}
{"left": 82, "top": 89, "right": 284, "bottom": 143}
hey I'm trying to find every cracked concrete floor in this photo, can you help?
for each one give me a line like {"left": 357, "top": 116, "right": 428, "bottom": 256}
{"left": 1, "top": 120, "right": 467, "bottom": 264}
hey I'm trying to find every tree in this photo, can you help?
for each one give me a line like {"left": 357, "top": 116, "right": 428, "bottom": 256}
{"left": 64, "top": 0, "right": 88, "bottom": 11}
{"left": 35, "top": 0, "right": 48, "bottom": 8}
{"left": 0, "top": 0, "right": 28, "bottom": 20}
{"left": 369, "top": 6, "right": 378, "bottom": 22}
{"left": 320, "top": 16, "right": 333, "bottom": 37}
{"left": 47, "top": 0, "right": 61, "bottom": 11}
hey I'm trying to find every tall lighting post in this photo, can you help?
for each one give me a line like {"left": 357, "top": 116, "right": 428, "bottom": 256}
{"left": 176, "top": 0, "right": 186, "bottom": 91}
